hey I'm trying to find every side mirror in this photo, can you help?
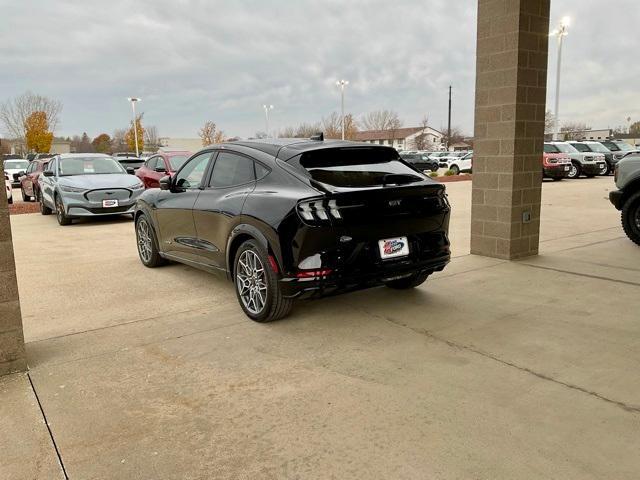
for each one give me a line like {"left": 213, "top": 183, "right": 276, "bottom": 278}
{"left": 126, "top": 167, "right": 135, "bottom": 175}
{"left": 17, "top": 171, "right": 25, "bottom": 177}
{"left": 43, "top": 170, "right": 54, "bottom": 177}
{"left": 159, "top": 175, "right": 172, "bottom": 191}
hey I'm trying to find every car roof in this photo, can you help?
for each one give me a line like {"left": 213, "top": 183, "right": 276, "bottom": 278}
{"left": 57, "top": 153, "right": 113, "bottom": 158}
{"left": 228, "top": 138, "right": 390, "bottom": 159}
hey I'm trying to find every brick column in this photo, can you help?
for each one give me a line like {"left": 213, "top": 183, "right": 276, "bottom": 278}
{"left": 471, "top": 0, "right": 550, "bottom": 259}
{"left": 0, "top": 167, "right": 27, "bottom": 375}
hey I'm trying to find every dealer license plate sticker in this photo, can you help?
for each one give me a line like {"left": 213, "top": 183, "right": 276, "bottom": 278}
{"left": 378, "top": 237, "right": 410, "bottom": 259}
{"left": 102, "top": 199, "right": 119, "bottom": 208}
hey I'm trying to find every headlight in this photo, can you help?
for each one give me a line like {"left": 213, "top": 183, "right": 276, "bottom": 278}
{"left": 59, "top": 185, "right": 87, "bottom": 193}
{"left": 130, "top": 182, "right": 144, "bottom": 190}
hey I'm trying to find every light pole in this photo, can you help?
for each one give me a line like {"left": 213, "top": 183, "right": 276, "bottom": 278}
{"left": 127, "top": 97, "right": 141, "bottom": 156}
{"left": 263, "top": 104, "right": 274, "bottom": 137}
{"left": 551, "top": 16, "right": 570, "bottom": 141}
{"left": 336, "top": 79, "right": 349, "bottom": 140}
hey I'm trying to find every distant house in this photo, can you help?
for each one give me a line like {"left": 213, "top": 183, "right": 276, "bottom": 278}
{"left": 1, "top": 138, "right": 71, "bottom": 155}
{"left": 158, "top": 137, "right": 204, "bottom": 153}
{"left": 353, "top": 126, "right": 443, "bottom": 151}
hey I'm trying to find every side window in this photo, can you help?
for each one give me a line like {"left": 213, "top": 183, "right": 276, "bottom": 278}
{"left": 47, "top": 159, "right": 57, "bottom": 174}
{"left": 146, "top": 157, "right": 158, "bottom": 170}
{"left": 27, "top": 163, "right": 35, "bottom": 174}
{"left": 255, "top": 162, "right": 270, "bottom": 180}
{"left": 175, "top": 152, "right": 211, "bottom": 189}
{"left": 155, "top": 157, "right": 167, "bottom": 172}
{"left": 208, "top": 152, "right": 255, "bottom": 188}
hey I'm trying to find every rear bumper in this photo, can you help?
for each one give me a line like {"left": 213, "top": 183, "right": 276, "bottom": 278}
{"left": 609, "top": 190, "right": 624, "bottom": 210}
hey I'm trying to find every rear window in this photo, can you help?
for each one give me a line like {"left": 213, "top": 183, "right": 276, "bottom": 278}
{"left": 287, "top": 147, "right": 424, "bottom": 187}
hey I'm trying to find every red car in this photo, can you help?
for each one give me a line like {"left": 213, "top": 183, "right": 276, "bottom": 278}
{"left": 542, "top": 148, "right": 571, "bottom": 181}
{"left": 135, "top": 151, "right": 192, "bottom": 188}
{"left": 19, "top": 158, "right": 50, "bottom": 202}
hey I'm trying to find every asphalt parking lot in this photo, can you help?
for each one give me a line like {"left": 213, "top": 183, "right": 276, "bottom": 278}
{"left": 4, "top": 176, "right": 640, "bottom": 479}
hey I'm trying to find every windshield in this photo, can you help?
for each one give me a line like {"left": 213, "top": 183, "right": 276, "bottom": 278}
{"left": 3, "top": 160, "right": 29, "bottom": 170}
{"left": 168, "top": 155, "right": 189, "bottom": 170}
{"left": 288, "top": 147, "right": 424, "bottom": 187}
{"left": 59, "top": 157, "right": 126, "bottom": 176}
{"left": 554, "top": 143, "right": 577, "bottom": 153}
{"left": 544, "top": 144, "right": 560, "bottom": 153}
{"left": 587, "top": 143, "right": 609, "bottom": 153}
{"left": 569, "top": 143, "right": 591, "bottom": 153}
{"left": 612, "top": 142, "right": 633, "bottom": 151}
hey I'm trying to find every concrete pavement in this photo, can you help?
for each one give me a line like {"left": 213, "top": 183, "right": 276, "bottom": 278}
{"left": 3, "top": 176, "right": 639, "bottom": 479}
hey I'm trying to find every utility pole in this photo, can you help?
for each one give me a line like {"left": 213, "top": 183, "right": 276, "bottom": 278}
{"left": 263, "top": 104, "right": 273, "bottom": 137}
{"left": 447, "top": 86, "right": 452, "bottom": 151}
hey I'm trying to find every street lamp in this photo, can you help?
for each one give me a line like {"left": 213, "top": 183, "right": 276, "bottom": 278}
{"left": 127, "top": 97, "right": 141, "bottom": 156}
{"left": 336, "top": 79, "right": 349, "bottom": 140}
{"left": 551, "top": 16, "right": 570, "bottom": 141}
{"left": 263, "top": 104, "right": 274, "bottom": 137}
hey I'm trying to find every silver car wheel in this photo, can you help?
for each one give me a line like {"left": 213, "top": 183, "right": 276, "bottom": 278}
{"left": 568, "top": 164, "right": 578, "bottom": 178}
{"left": 236, "top": 250, "right": 268, "bottom": 315}
{"left": 136, "top": 218, "right": 153, "bottom": 263}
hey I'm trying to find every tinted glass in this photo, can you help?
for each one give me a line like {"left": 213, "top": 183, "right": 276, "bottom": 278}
{"left": 59, "top": 157, "right": 125, "bottom": 175}
{"left": 255, "top": 163, "right": 269, "bottom": 179}
{"left": 544, "top": 144, "right": 560, "bottom": 153}
{"left": 288, "top": 147, "right": 423, "bottom": 187}
{"left": 587, "top": 142, "right": 609, "bottom": 153}
{"left": 168, "top": 155, "right": 188, "bottom": 171}
{"left": 570, "top": 143, "right": 591, "bottom": 152}
{"left": 600, "top": 141, "right": 620, "bottom": 151}
{"left": 154, "top": 158, "right": 167, "bottom": 171}
{"left": 209, "top": 152, "right": 255, "bottom": 188}
{"left": 175, "top": 152, "right": 210, "bottom": 189}
{"left": 146, "top": 157, "right": 158, "bottom": 170}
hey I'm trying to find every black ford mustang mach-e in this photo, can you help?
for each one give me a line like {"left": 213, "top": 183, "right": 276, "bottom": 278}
{"left": 134, "top": 137, "right": 451, "bottom": 322}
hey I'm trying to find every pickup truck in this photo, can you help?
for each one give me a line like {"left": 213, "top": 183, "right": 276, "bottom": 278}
{"left": 609, "top": 154, "right": 640, "bottom": 245}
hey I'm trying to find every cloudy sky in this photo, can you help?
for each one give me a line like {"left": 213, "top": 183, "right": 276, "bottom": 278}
{"left": 0, "top": 0, "right": 638, "bottom": 140}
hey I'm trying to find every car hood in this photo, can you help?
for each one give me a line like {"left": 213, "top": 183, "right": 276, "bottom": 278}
{"left": 58, "top": 174, "right": 141, "bottom": 189}
{"left": 4, "top": 167, "right": 25, "bottom": 175}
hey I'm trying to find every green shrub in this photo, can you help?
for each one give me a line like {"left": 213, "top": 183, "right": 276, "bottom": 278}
{"left": 444, "top": 169, "right": 455, "bottom": 176}
{"left": 428, "top": 171, "right": 439, "bottom": 178}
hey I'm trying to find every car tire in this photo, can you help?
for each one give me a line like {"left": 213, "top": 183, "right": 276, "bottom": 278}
{"left": 450, "top": 165, "right": 460, "bottom": 175}
{"left": 567, "top": 162, "right": 581, "bottom": 179}
{"left": 7, "top": 195, "right": 13, "bottom": 204}
{"left": 135, "top": 214, "right": 167, "bottom": 267}
{"left": 621, "top": 192, "right": 640, "bottom": 246}
{"left": 599, "top": 163, "right": 610, "bottom": 176}
{"left": 430, "top": 164, "right": 439, "bottom": 173}
{"left": 21, "top": 188, "right": 31, "bottom": 202}
{"left": 55, "top": 194, "right": 72, "bottom": 226}
{"left": 39, "top": 191, "right": 52, "bottom": 215}
{"left": 234, "top": 239, "right": 293, "bottom": 322}
{"left": 385, "top": 272, "right": 430, "bottom": 289}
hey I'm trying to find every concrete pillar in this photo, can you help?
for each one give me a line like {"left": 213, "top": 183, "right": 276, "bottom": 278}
{"left": 471, "top": 0, "right": 550, "bottom": 259}
{"left": 0, "top": 171, "right": 27, "bottom": 375}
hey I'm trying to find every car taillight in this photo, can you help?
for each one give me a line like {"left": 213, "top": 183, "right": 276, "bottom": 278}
{"left": 295, "top": 268, "right": 332, "bottom": 279}
{"left": 297, "top": 199, "right": 342, "bottom": 223}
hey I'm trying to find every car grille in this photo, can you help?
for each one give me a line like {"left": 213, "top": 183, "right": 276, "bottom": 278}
{"left": 85, "top": 189, "right": 131, "bottom": 202}
{"left": 84, "top": 205, "right": 133, "bottom": 214}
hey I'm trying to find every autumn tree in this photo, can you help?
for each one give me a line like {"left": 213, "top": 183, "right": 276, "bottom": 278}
{"left": 0, "top": 91, "right": 62, "bottom": 143}
{"left": 92, "top": 133, "right": 111, "bottom": 153}
{"left": 199, "top": 121, "right": 219, "bottom": 146}
{"left": 322, "top": 112, "right": 359, "bottom": 140}
{"left": 24, "top": 111, "right": 54, "bottom": 152}
{"left": 125, "top": 114, "right": 145, "bottom": 153}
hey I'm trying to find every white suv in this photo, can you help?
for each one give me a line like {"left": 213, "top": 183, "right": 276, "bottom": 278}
{"left": 4, "top": 172, "right": 12, "bottom": 204}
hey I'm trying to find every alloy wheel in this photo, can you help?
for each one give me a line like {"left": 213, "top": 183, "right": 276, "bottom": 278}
{"left": 236, "top": 249, "right": 268, "bottom": 315}
{"left": 56, "top": 198, "right": 64, "bottom": 222}
{"left": 568, "top": 164, "right": 578, "bottom": 178}
{"left": 599, "top": 163, "right": 608, "bottom": 175}
{"left": 136, "top": 218, "right": 153, "bottom": 263}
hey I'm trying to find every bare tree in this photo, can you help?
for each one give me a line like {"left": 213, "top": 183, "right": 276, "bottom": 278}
{"left": 253, "top": 131, "right": 269, "bottom": 139}
{"left": 561, "top": 121, "right": 591, "bottom": 140}
{"left": 144, "top": 125, "right": 160, "bottom": 151}
{"left": 111, "top": 128, "right": 128, "bottom": 152}
{"left": 439, "top": 125, "right": 465, "bottom": 149}
{"left": 360, "top": 110, "right": 403, "bottom": 131}
{"left": 322, "top": 112, "right": 342, "bottom": 139}
{"left": 279, "top": 122, "right": 322, "bottom": 138}
{"left": 414, "top": 115, "right": 431, "bottom": 151}
{"left": 544, "top": 110, "right": 555, "bottom": 134}
{"left": 0, "top": 91, "right": 62, "bottom": 142}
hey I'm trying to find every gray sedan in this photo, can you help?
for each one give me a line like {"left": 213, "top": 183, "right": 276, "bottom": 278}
{"left": 38, "top": 153, "right": 145, "bottom": 225}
